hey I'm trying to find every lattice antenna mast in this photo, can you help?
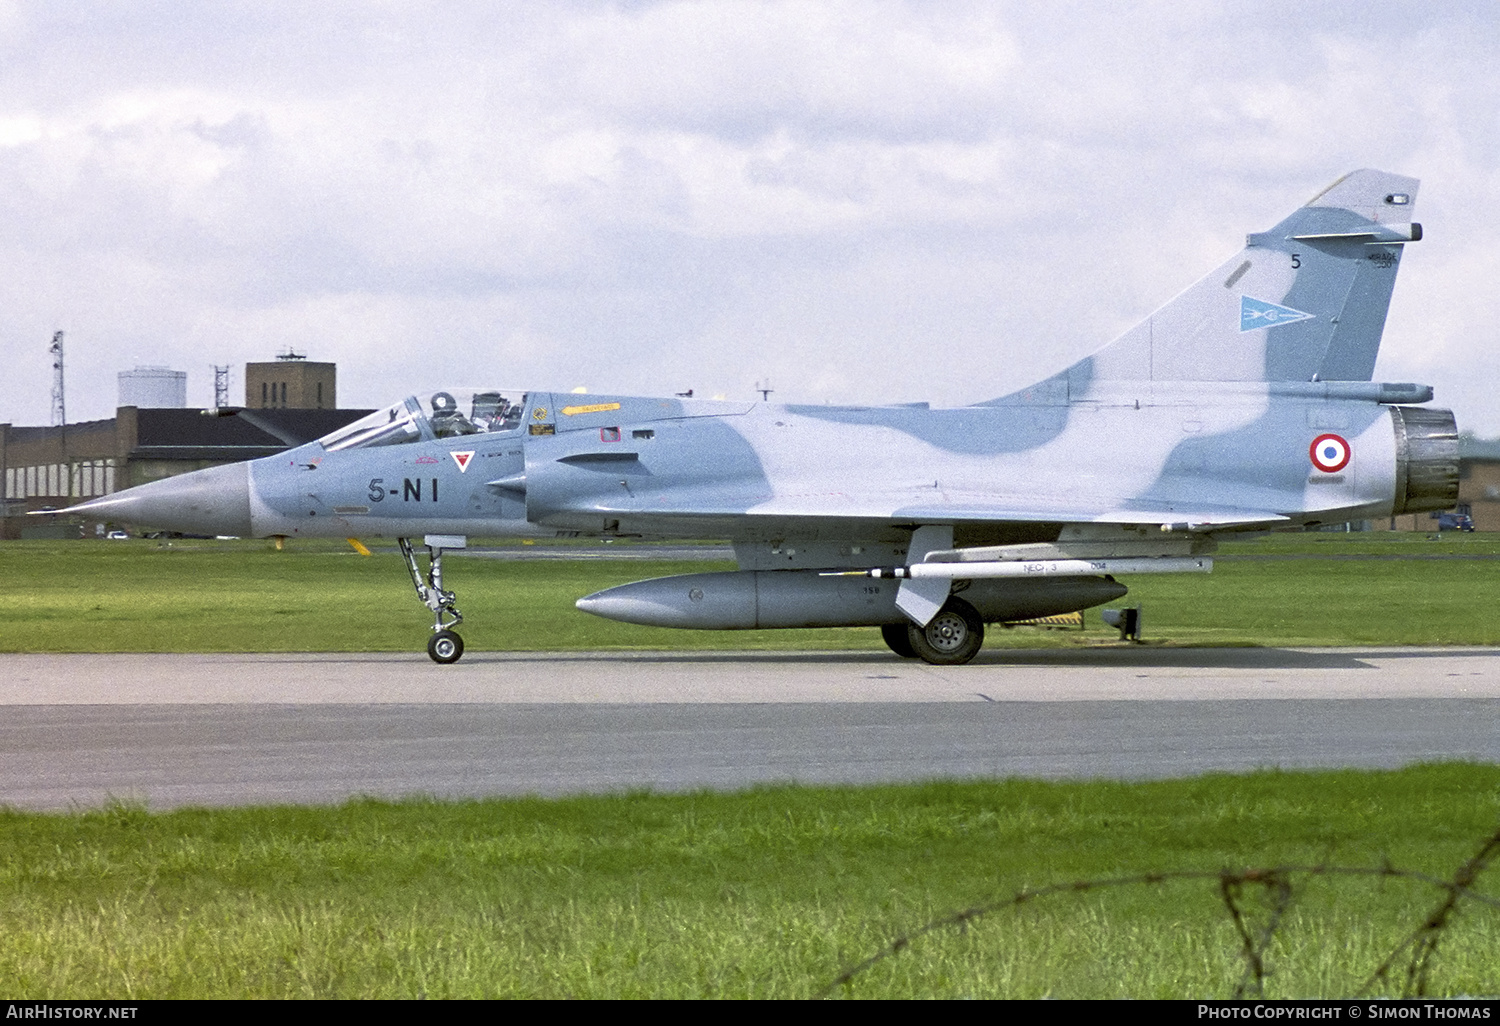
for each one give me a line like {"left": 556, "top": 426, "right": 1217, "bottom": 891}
{"left": 49, "top": 331, "right": 65, "bottom": 426}
{"left": 213, "top": 365, "right": 231, "bottom": 408}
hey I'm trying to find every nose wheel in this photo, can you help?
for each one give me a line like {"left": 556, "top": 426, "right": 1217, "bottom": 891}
{"left": 427, "top": 629, "right": 464, "bottom": 664}
{"left": 400, "top": 536, "right": 467, "bottom": 664}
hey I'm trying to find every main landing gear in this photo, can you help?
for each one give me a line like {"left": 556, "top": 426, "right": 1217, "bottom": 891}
{"left": 880, "top": 623, "right": 917, "bottom": 659}
{"left": 400, "top": 535, "right": 466, "bottom": 664}
{"left": 882, "top": 597, "right": 986, "bottom": 666}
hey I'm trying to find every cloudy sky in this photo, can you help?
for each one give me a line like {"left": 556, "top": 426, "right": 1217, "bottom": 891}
{"left": 2, "top": 1, "right": 1498, "bottom": 433}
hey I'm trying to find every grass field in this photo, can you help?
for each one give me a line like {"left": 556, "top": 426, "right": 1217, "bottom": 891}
{"left": 3, "top": 530, "right": 1500, "bottom": 652}
{"left": 2, "top": 766, "right": 1498, "bottom": 999}
{"left": 4, "top": 532, "right": 1498, "bottom": 998}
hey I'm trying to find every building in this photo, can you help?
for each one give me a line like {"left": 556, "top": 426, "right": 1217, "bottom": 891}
{"left": 0, "top": 416, "right": 120, "bottom": 537}
{"left": 1457, "top": 435, "right": 1500, "bottom": 531}
{"left": 2, "top": 355, "right": 368, "bottom": 538}
{"left": 1, "top": 406, "right": 372, "bottom": 538}
{"left": 245, "top": 354, "right": 336, "bottom": 410}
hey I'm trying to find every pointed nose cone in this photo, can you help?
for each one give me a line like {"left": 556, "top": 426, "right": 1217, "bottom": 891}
{"left": 67, "top": 461, "right": 253, "bottom": 536}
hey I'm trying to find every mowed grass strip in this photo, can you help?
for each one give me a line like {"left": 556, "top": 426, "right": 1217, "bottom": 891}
{"left": 3, "top": 533, "right": 1500, "bottom": 652}
{"left": 1, "top": 766, "right": 1497, "bottom": 998}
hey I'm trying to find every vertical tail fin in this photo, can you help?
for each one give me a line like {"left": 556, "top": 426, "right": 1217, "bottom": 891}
{"left": 1087, "top": 169, "right": 1420, "bottom": 384}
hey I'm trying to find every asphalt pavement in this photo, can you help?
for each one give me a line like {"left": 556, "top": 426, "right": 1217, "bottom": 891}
{"left": 2, "top": 647, "right": 1497, "bottom": 809}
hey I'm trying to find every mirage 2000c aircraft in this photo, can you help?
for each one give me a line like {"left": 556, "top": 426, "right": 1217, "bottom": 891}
{"left": 63, "top": 169, "right": 1459, "bottom": 665}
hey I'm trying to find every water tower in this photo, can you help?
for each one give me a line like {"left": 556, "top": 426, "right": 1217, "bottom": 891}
{"left": 118, "top": 366, "right": 187, "bottom": 408}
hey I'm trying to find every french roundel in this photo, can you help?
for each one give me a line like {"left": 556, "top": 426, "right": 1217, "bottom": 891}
{"left": 1309, "top": 433, "right": 1351, "bottom": 473}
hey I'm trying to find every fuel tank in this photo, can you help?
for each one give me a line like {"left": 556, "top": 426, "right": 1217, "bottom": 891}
{"left": 575, "top": 570, "right": 1127, "bottom": 629}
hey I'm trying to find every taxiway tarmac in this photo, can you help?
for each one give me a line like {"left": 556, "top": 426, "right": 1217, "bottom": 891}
{"left": 2, "top": 648, "right": 1497, "bottom": 809}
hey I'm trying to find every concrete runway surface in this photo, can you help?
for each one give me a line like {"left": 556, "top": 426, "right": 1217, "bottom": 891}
{"left": 2, "top": 647, "right": 1497, "bottom": 809}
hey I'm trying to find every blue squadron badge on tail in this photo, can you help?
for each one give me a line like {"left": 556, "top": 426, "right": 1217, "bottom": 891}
{"left": 1240, "top": 296, "right": 1315, "bottom": 331}
{"left": 54, "top": 171, "right": 1458, "bottom": 665}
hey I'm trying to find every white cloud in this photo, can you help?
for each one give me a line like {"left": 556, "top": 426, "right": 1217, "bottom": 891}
{"left": 0, "top": 1, "right": 1498, "bottom": 437}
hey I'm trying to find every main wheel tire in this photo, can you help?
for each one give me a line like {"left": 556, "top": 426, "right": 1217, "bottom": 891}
{"left": 427, "top": 629, "right": 465, "bottom": 664}
{"left": 906, "top": 597, "right": 984, "bottom": 666}
{"left": 881, "top": 622, "right": 918, "bottom": 658}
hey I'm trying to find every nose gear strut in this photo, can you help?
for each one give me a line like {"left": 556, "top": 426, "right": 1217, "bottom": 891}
{"left": 399, "top": 535, "right": 466, "bottom": 664}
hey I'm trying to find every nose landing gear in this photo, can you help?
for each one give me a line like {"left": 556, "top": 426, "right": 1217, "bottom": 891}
{"left": 399, "top": 535, "right": 467, "bottom": 664}
{"left": 427, "top": 629, "right": 464, "bottom": 664}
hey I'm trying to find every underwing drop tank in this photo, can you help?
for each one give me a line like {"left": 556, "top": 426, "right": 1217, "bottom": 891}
{"left": 575, "top": 570, "right": 1127, "bottom": 629}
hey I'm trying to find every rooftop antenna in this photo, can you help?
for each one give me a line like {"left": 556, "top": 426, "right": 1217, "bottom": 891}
{"left": 276, "top": 348, "right": 306, "bottom": 361}
{"left": 213, "top": 365, "right": 231, "bottom": 408}
{"left": 49, "top": 330, "right": 67, "bottom": 490}
{"left": 49, "top": 331, "right": 65, "bottom": 426}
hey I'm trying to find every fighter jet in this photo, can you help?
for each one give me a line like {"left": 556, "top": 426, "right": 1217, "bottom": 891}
{"left": 62, "top": 169, "right": 1458, "bottom": 665}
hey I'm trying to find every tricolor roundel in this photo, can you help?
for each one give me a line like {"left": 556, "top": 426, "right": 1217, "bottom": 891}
{"left": 1309, "top": 434, "right": 1351, "bottom": 473}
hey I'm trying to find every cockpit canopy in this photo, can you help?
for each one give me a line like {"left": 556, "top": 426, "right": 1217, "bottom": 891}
{"left": 320, "top": 389, "right": 529, "bottom": 451}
